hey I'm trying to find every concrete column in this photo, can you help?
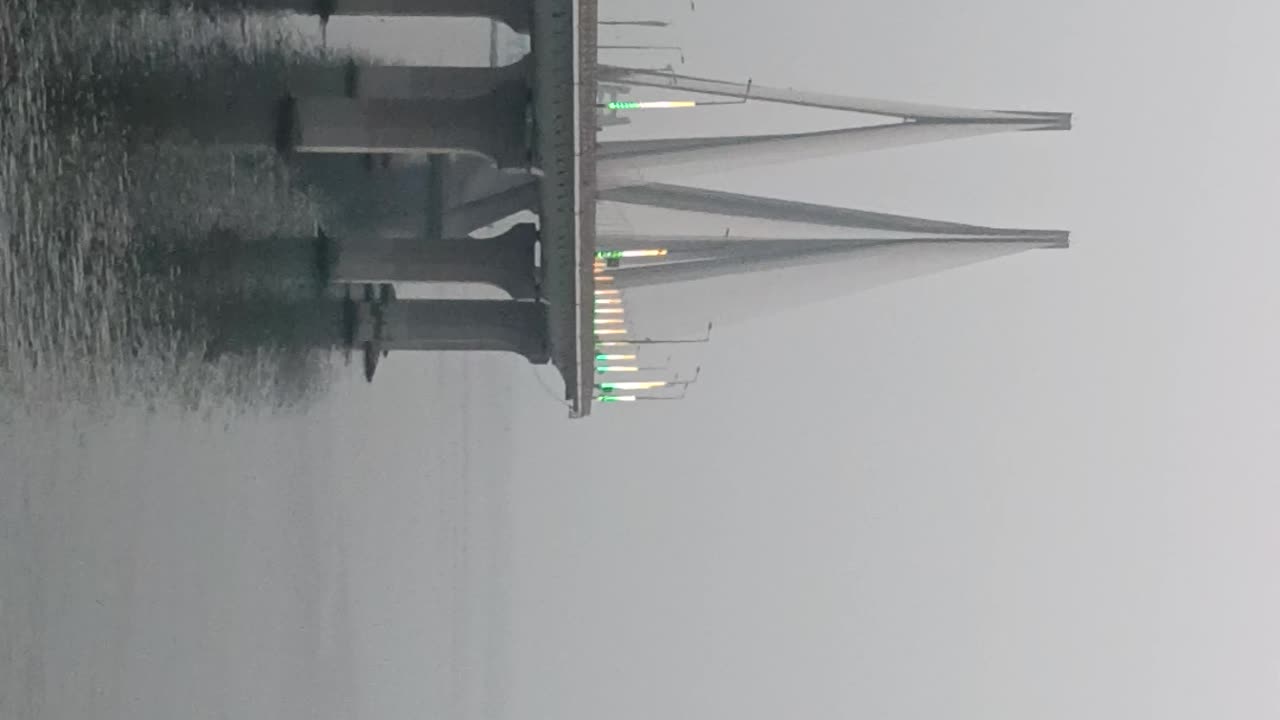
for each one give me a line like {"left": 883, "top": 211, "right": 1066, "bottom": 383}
{"left": 284, "top": 92, "right": 530, "bottom": 167}
{"left": 288, "top": 57, "right": 531, "bottom": 100}
{"left": 324, "top": 223, "right": 540, "bottom": 299}
{"left": 231, "top": 0, "right": 532, "bottom": 33}
{"left": 347, "top": 298, "right": 548, "bottom": 363}
{"left": 216, "top": 224, "right": 539, "bottom": 298}
{"left": 423, "top": 155, "right": 447, "bottom": 241}
{"left": 297, "top": 155, "right": 435, "bottom": 235}
{"left": 204, "top": 297, "right": 549, "bottom": 364}
{"left": 152, "top": 89, "right": 529, "bottom": 168}
{"left": 443, "top": 180, "right": 539, "bottom": 236}
{"left": 296, "top": 155, "right": 537, "bottom": 238}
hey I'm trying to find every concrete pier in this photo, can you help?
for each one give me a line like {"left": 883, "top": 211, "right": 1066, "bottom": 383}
{"left": 348, "top": 298, "right": 549, "bottom": 362}
{"left": 288, "top": 57, "right": 532, "bottom": 100}
{"left": 205, "top": 296, "right": 548, "bottom": 363}
{"left": 323, "top": 223, "right": 540, "bottom": 299}
{"left": 443, "top": 181, "right": 539, "bottom": 236}
{"left": 159, "top": 90, "right": 529, "bottom": 168}
{"left": 233, "top": 0, "right": 532, "bottom": 32}
{"left": 285, "top": 94, "right": 530, "bottom": 167}
{"left": 297, "top": 155, "right": 437, "bottom": 236}
{"left": 297, "top": 155, "right": 537, "bottom": 237}
{"left": 196, "top": 222, "right": 539, "bottom": 299}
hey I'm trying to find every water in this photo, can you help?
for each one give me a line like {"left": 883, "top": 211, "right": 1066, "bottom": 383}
{"left": 0, "top": 3, "right": 516, "bottom": 717}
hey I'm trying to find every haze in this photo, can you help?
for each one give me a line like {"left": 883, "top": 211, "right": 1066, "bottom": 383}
{"left": 308, "top": 1, "right": 1280, "bottom": 718}
{"left": 4, "top": 1, "right": 1277, "bottom": 718}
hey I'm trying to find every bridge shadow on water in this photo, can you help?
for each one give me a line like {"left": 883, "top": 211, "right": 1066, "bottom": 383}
{"left": 0, "top": 0, "right": 375, "bottom": 414}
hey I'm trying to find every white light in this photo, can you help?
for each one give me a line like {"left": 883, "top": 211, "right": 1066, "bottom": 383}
{"left": 601, "top": 381, "right": 668, "bottom": 390}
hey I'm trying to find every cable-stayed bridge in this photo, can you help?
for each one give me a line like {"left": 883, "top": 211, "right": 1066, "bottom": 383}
{"left": 187, "top": 0, "right": 1069, "bottom": 417}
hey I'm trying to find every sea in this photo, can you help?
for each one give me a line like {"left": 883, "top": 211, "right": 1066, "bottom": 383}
{"left": 0, "top": 3, "right": 520, "bottom": 717}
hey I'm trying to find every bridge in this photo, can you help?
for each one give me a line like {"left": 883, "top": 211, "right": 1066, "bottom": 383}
{"left": 190, "top": 0, "right": 600, "bottom": 415}
{"left": 177, "top": 0, "right": 1070, "bottom": 418}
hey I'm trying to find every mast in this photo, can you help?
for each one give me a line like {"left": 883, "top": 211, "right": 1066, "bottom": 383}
{"left": 598, "top": 120, "right": 1065, "bottom": 185}
{"left": 598, "top": 65, "right": 1071, "bottom": 126}
{"left": 605, "top": 235, "right": 1065, "bottom": 289}
{"left": 598, "top": 184, "right": 1070, "bottom": 241}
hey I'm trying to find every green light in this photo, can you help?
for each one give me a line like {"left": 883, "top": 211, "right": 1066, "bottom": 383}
{"left": 605, "top": 100, "right": 698, "bottom": 111}
{"left": 595, "top": 249, "right": 668, "bottom": 259}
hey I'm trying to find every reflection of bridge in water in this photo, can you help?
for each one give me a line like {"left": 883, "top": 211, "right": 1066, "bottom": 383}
{"left": 191, "top": 0, "right": 1070, "bottom": 418}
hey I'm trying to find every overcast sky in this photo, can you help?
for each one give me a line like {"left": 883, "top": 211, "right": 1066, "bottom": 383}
{"left": 503, "top": 2, "right": 1280, "bottom": 719}
{"left": 281, "top": 2, "right": 1279, "bottom": 718}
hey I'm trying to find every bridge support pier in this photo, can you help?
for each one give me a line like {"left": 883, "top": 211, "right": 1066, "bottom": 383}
{"left": 205, "top": 297, "right": 549, "bottom": 367}
{"left": 164, "top": 91, "right": 528, "bottom": 168}
{"left": 218, "top": 224, "right": 540, "bottom": 299}
{"left": 229, "top": 0, "right": 532, "bottom": 32}
{"left": 297, "top": 154, "right": 537, "bottom": 237}
{"left": 443, "top": 180, "right": 539, "bottom": 236}
{"left": 347, "top": 298, "right": 548, "bottom": 362}
{"left": 322, "top": 223, "right": 540, "bottom": 299}
{"left": 288, "top": 57, "right": 532, "bottom": 100}
{"left": 283, "top": 93, "right": 530, "bottom": 167}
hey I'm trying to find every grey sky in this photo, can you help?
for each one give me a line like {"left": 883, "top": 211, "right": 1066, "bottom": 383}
{"left": 4, "top": 2, "right": 1274, "bottom": 718}
{"left": 486, "top": 2, "right": 1280, "bottom": 719}
{"left": 316, "top": 1, "right": 1280, "bottom": 717}
{"left": 318, "top": 0, "right": 1280, "bottom": 717}
{"left": 305, "top": 0, "right": 1280, "bottom": 716}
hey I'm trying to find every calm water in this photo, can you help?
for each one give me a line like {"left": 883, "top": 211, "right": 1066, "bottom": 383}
{"left": 1, "top": 3, "right": 516, "bottom": 717}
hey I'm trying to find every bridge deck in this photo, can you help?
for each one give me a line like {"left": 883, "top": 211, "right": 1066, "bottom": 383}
{"left": 533, "top": 0, "right": 597, "bottom": 417}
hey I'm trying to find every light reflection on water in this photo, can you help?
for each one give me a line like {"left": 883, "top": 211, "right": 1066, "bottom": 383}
{"left": 0, "top": 4, "right": 516, "bottom": 718}
{"left": 0, "top": 0, "right": 346, "bottom": 416}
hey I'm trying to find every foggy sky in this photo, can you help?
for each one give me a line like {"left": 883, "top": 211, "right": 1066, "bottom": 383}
{"left": 327, "top": 2, "right": 1280, "bottom": 718}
